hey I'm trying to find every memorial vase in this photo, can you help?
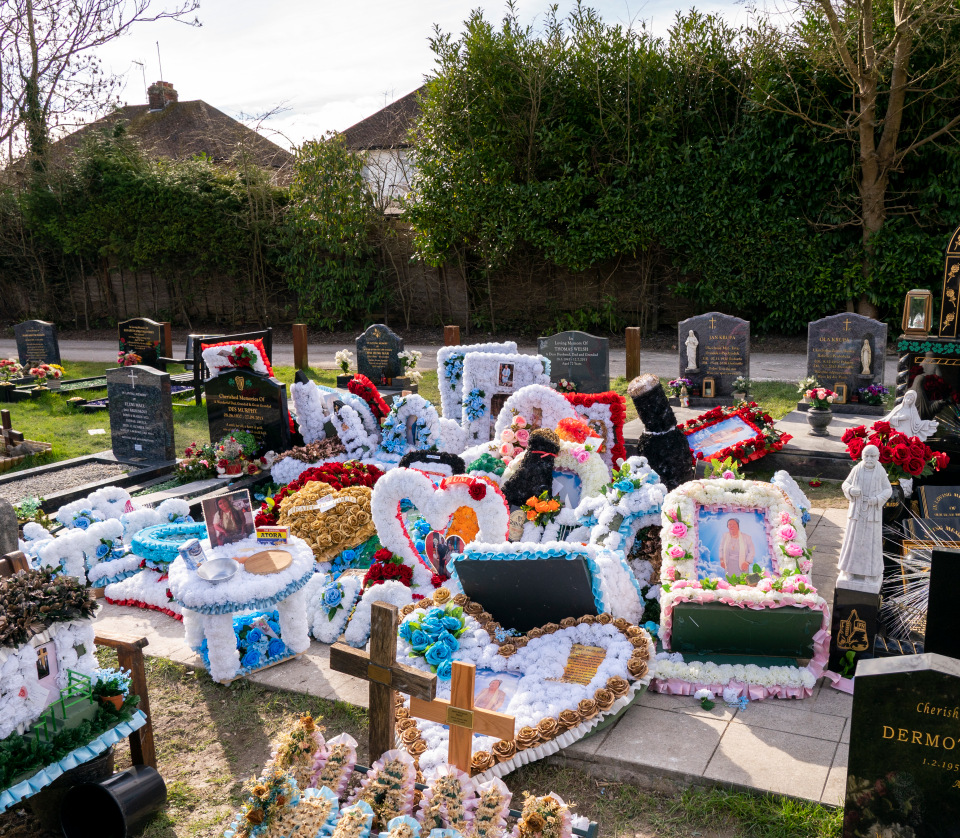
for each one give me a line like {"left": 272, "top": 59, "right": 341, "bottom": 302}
{"left": 882, "top": 480, "right": 907, "bottom": 525}
{"left": 806, "top": 407, "right": 833, "bottom": 436}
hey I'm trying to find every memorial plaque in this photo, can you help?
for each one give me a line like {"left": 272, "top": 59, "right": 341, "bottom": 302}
{"left": 918, "top": 485, "right": 960, "bottom": 519}
{"left": 118, "top": 317, "right": 170, "bottom": 370}
{"left": 677, "top": 312, "right": 749, "bottom": 399}
{"left": 356, "top": 324, "right": 403, "bottom": 386}
{"left": 205, "top": 371, "right": 290, "bottom": 456}
{"left": 806, "top": 313, "right": 887, "bottom": 402}
{"left": 537, "top": 330, "right": 609, "bottom": 394}
{"left": 904, "top": 517, "right": 960, "bottom": 541}
{"left": 106, "top": 366, "right": 175, "bottom": 463}
{"left": 844, "top": 654, "right": 960, "bottom": 838}
{"left": 827, "top": 585, "right": 879, "bottom": 674}
{"left": 14, "top": 320, "right": 60, "bottom": 366}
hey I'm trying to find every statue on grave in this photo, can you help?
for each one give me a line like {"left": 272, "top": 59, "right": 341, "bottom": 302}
{"left": 883, "top": 389, "right": 939, "bottom": 441}
{"left": 685, "top": 330, "right": 699, "bottom": 371}
{"left": 860, "top": 339, "right": 872, "bottom": 376}
{"left": 837, "top": 445, "right": 892, "bottom": 594}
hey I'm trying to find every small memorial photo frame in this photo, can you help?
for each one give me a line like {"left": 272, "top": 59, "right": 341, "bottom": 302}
{"left": 498, "top": 363, "right": 515, "bottom": 388}
{"left": 834, "top": 382, "right": 847, "bottom": 404}
{"left": 702, "top": 377, "right": 716, "bottom": 398}
{"left": 202, "top": 489, "right": 255, "bottom": 547}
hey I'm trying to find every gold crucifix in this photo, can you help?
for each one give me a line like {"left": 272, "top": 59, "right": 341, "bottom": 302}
{"left": 709, "top": 316, "right": 717, "bottom": 329}
{"left": 843, "top": 318, "right": 852, "bottom": 331}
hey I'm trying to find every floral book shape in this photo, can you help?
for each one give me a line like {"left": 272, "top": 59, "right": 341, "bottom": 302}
{"left": 350, "top": 748, "right": 418, "bottom": 830}
{"left": 310, "top": 732, "right": 358, "bottom": 798}
{"left": 417, "top": 764, "right": 479, "bottom": 834}
{"left": 468, "top": 778, "right": 511, "bottom": 838}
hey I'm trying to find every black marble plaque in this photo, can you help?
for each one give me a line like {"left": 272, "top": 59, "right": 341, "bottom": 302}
{"left": 677, "top": 312, "right": 749, "bottom": 398}
{"left": 844, "top": 654, "right": 960, "bottom": 838}
{"left": 828, "top": 585, "right": 879, "bottom": 674}
{"left": 918, "top": 486, "right": 960, "bottom": 519}
{"left": 537, "top": 330, "right": 609, "bottom": 394}
{"left": 205, "top": 371, "right": 290, "bottom": 456}
{"left": 106, "top": 366, "right": 175, "bottom": 463}
{"left": 925, "top": 548, "right": 960, "bottom": 659}
{"left": 904, "top": 517, "right": 960, "bottom": 541}
{"left": 938, "top": 223, "right": 960, "bottom": 337}
{"left": 807, "top": 313, "right": 887, "bottom": 400}
{"left": 14, "top": 320, "right": 60, "bottom": 366}
{"left": 118, "top": 318, "right": 168, "bottom": 370}
{"left": 356, "top": 324, "right": 403, "bottom": 386}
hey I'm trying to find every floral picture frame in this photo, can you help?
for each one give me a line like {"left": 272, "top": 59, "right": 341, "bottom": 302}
{"left": 436, "top": 342, "right": 517, "bottom": 421}
{"left": 460, "top": 353, "right": 551, "bottom": 443}
{"left": 680, "top": 403, "right": 792, "bottom": 466}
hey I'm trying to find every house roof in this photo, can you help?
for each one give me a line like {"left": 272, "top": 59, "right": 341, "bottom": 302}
{"left": 342, "top": 87, "right": 423, "bottom": 150}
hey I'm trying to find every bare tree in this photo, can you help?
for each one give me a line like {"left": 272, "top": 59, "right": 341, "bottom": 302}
{"left": 745, "top": 0, "right": 960, "bottom": 316}
{"left": 0, "top": 0, "right": 200, "bottom": 167}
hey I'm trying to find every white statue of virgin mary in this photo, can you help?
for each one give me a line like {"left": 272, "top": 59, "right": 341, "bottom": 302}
{"left": 884, "top": 389, "right": 939, "bottom": 441}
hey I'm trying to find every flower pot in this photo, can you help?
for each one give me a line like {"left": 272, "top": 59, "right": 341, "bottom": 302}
{"left": 733, "top": 391, "right": 746, "bottom": 401}
{"left": 336, "top": 373, "right": 353, "bottom": 389}
{"left": 806, "top": 407, "right": 833, "bottom": 436}
{"left": 393, "top": 376, "right": 411, "bottom": 390}
{"left": 47, "top": 378, "right": 62, "bottom": 390}
{"left": 98, "top": 694, "right": 124, "bottom": 711}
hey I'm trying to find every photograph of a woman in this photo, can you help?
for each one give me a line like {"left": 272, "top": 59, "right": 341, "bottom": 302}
{"left": 203, "top": 491, "right": 255, "bottom": 547}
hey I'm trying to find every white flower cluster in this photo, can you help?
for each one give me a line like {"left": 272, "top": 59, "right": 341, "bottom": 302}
{"left": 55, "top": 486, "right": 133, "bottom": 529}
{"left": 18, "top": 522, "right": 54, "bottom": 558}
{"left": 651, "top": 654, "right": 818, "bottom": 692}
{"left": 437, "top": 342, "right": 517, "bottom": 421}
{"left": 398, "top": 349, "right": 424, "bottom": 384}
{"left": 290, "top": 379, "right": 381, "bottom": 461}
{"left": 304, "top": 572, "right": 364, "bottom": 644}
{"left": 460, "top": 353, "right": 551, "bottom": 443}
{"left": 342, "top": 580, "right": 414, "bottom": 647}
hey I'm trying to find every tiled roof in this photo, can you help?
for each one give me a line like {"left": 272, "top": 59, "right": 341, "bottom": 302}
{"left": 341, "top": 87, "right": 423, "bottom": 150}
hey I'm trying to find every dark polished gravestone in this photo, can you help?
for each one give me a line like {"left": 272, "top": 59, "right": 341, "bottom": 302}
{"left": 537, "top": 330, "right": 610, "bottom": 394}
{"left": 919, "top": 485, "right": 960, "bottom": 520}
{"left": 806, "top": 313, "right": 887, "bottom": 414}
{"left": 355, "top": 324, "right": 404, "bottom": 386}
{"left": 844, "top": 654, "right": 960, "bottom": 838}
{"left": 677, "top": 312, "right": 749, "bottom": 401}
{"left": 106, "top": 366, "right": 175, "bottom": 463}
{"left": 205, "top": 370, "right": 290, "bottom": 456}
{"left": 14, "top": 320, "right": 60, "bottom": 367}
{"left": 827, "top": 585, "right": 879, "bottom": 675}
{"left": 118, "top": 317, "right": 171, "bottom": 371}
{"left": 924, "top": 548, "right": 960, "bottom": 660}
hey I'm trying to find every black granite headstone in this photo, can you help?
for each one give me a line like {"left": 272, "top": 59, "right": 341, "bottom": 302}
{"left": 677, "top": 312, "right": 749, "bottom": 399}
{"left": 925, "top": 548, "right": 960, "bottom": 659}
{"left": 918, "top": 486, "right": 960, "bottom": 519}
{"left": 844, "top": 654, "right": 960, "bottom": 838}
{"left": 118, "top": 318, "right": 169, "bottom": 370}
{"left": 205, "top": 371, "right": 290, "bottom": 456}
{"left": 106, "top": 366, "right": 175, "bottom": 463}
{"left": 828, "top": 586, "right": 879, "bottom": 674}
{"left": 14, "top": 320, "right": 60, "bottom": 366}
{"left": 938, "top": 223, "right": 960, "bottom": 337}
{"left": 355, "top": 324, "right": 403, "bottom": 386}
{"left": 904, "top": 517, "right": 960, "bottom": 542}
{"left": 807, "top": 313, "right": 887, "bottom": 403}
{"left": 537, "top": 331, "right": 610, "bottom": 394}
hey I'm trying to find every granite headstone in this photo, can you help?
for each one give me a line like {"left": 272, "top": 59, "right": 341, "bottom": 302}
{"left": 106, "top": 366, "right": 175, "bottom": 463}
{"left": 0, "top": 499, "right": 17, "bottom": 556}
{"left": 924, "top": 548, "right": 960, "bottom": 660}
{"left": 677, "top": 312, "right": 749, "bottom": 399}
{"left": 904, "top": 517, "right": 960, "bottom": 541}
{"left": 844, "top": 653, "right": 960, "bottom": 838}
{"left": 205, "top": 371, "right": 290, "bottom": 456}
{"left": 356, "top": 324, "right": 403, "bottom": 386}
{"left": 918, "top": 486, "right": 960, "bottom": 519}
{"left": 807, "top": 313, "right": 887, "bottom": 410}
{"left": 537, "top": 331, "right": 610, "bottom": 394}
{"left": 118, "top": 318, "right": 170, "bottom": 370}
{"left": 827, "top": 585, "right": 879, "bottom": 674}
{"left": 14, "top": 320, "right": 60, "bottom": 366}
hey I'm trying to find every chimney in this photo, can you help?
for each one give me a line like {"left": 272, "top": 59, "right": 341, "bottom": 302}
{"left": 147, "top": 81, "right": 178, "bottom": 111}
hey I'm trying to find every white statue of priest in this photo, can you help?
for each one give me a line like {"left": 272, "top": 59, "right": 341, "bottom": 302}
{"left": 884, "top": 389, "right": 939, "bottom": 441}
{"left": 837, "top": 444, "right": 892, "bottom": 594}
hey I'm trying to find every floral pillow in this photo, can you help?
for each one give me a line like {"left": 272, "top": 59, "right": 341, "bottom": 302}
{"left": 200, "top": 339, "right": 274, "bottom": 379}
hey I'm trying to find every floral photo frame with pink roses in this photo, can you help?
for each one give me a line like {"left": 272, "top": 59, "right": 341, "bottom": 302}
{"left": 659, "top": 479, "right": 811, "bottom": 583}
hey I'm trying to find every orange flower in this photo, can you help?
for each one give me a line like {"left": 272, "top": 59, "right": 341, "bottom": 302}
{"left": 546, "top": 500, "right": 560, "bottom": 511}
{"left": 535, "top": 501, "right": 549, "bottom": 513}
{"left": 526, "top": 510, "right": 537, "bottom": 521}
{"left": 525, "top": 497, "right": 539, "bottom": 507}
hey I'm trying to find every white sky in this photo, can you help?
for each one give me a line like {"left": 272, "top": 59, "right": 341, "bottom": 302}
{"left": 94, "top": 0, "right": 750, "bottom": 150}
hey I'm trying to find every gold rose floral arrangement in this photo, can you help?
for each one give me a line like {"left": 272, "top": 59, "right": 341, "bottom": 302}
{"left": 278, "top": 482, "right": 375, "bottom": 563}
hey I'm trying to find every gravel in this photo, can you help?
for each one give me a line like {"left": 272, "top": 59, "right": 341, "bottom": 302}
{"left": 0, "top": 461, "right": 128, "bottom": 505}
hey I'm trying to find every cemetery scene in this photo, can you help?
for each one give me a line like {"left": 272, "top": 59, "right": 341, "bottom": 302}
{"left": 2, "top": 1, "right": 960, "bottom": 837}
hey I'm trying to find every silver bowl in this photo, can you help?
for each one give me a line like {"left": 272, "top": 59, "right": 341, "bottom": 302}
{"left": 196, "top": 557, "right": 240, "bottom": 583}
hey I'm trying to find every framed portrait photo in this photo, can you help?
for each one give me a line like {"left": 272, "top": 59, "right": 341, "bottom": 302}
{"left": 834, "top": 382, "right": 848, "bottom": 404}
{"left": 702, "top": 377, "right": 716, "bottom": 398}
{"left": 202, "top": 489, "right": 255, "bottom": 548}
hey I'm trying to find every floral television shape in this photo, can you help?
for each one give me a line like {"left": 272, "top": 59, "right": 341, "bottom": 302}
{"left": 679, "top": 403, "right": 792, "bottom": 466}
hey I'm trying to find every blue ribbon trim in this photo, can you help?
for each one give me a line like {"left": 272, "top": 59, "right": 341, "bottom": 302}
{"left": 88, "top": 568, "right": 140, "bottom": 589}
{"left": 0, "top": 711, "right": 148, "bottom": 813}
{"left": 175, "top": 569, "right": 314, "bottom": 616}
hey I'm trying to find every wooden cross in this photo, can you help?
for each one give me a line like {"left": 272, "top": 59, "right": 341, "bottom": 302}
{"left": 409, "top": 661, "right": 516, "bottom": 772}
{"left": 1, "top": 410, "right": 23, "bottom": 451}
{"left": 330, "top": 602, "right": 437, "bottom": 760}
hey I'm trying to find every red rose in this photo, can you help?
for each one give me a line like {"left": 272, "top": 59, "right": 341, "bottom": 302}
{"left": 431, "top": 574, "right": 444, "bottom": 587}
{"left": 873, "top": 421, "right": 893, "bottom": 436}
{"left": 412, "top": 593, "right": 425, "bottom": 601}
{"left": 469, "top": 483, "right": 487, "bottom": 501}
{"left": 892, "top": 444, "right": 910, "bottom": 465}
{"left": 399, "top": 566, "right": 413, "bottom": 585}
{"left": 847, "top": 439, "right": 866, "bottom": 460}
{"left": 936, "top": 451, "right": 950, "bottom": 470}
{"left": 382, "top": 564, "right": 401, "bottom": 579}
{"left": 905, "top": 456, "right": 926, "bottom": 476}
{"left": 374, "top": 548, "right": 392, "bottom": 563}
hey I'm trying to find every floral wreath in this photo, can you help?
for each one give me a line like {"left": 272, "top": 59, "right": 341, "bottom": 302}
{"left": 460, "top": 353, "right": 552, "bottom": 444}
{"left": 659, "top": 479, "right": 809, "bottom": 582}
{"left": 679, "top": 402, "right": 791, "bottom": 466}
{"left": 200, "top": 339, "right": 273, "bottom": 380}
{"left": 564, "top": 391, "right": 628, "bottom": 468}
{"left": 348, "top": 374, "right": 391, "bottom": 424}
{"left": 490, "top": 385, "right": 577, "bottom": 445}
{"left": 437, "top": 342, "right": 518, "bottom": 421}
{"left": 377, "top": 395, "right": 442, "bottom": 461}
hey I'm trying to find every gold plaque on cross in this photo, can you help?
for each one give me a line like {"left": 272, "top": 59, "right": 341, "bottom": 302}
{"left": 446, "top": 707, "right": 474, "bottom": 728}
{"left": 367, "top": 664, "right": 392, "bottom": 685}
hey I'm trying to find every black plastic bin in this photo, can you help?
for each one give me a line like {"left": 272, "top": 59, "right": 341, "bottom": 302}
{"left": 60, "top": 766, "right": 166, "bottom": 838}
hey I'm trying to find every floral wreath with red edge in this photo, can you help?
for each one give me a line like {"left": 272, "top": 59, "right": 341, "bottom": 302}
{"left": 679, "top": 402, "right": 792, "bottom": 466}
{"left": 347, "top": 374, "right": 391, "bottom": 424}
{"left": 200, "top": 338, "right": 274, "bottom": 378}
{"left": 563, "top": 391, "right": 628, "bottom": 465}
{"left": 254, "top": 461, "right": 384, "bottom": 527}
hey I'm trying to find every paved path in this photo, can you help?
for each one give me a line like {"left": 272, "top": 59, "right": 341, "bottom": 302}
{"left": 0, "top": 338, "right": 900, "bottom": 383}
{"left": 94, "top": 506, "right": 849, "bottom": 806}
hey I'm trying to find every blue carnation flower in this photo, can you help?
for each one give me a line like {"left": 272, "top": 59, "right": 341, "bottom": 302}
{"left": 426, "top": 607, "right": 444, "bottom": 620}
{"left": 241, "top": 649, "right": 261, "bottom": 669}
{"left": 248, "top": 628, "right": 264, "bottom": 643}
{"left": 411, "top": 630, "right": 430, "bottom": 653}
{"left": 415, "top": 539, "right": 426, "bottom": 556}
{"left": 436, "top": 659, "right": 452, "bottom": 680}
{"left": 643, "top": 621, "right": 659, "bottom": 638}
{"left": 267, "top": 638, "right": 286, "bottom": 658}
{"left": 425, "top": 642, "right": 452, "bottom": 667}
{"left": 74, "top": 517, "right": 90, "bottom": 530}
{"left": 614, "top": 479, "right": 635, "bottom": 493}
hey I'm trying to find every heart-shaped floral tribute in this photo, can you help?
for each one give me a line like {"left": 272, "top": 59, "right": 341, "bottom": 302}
{"left": 394, "top": 588, "right": 653, "bottom": 781}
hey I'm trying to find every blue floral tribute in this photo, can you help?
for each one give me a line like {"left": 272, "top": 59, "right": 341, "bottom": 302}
{"left": 399, "top": 604, "right": 467, "bottom": 680}
{"left": 198, "top": 610, "right": 292, "bottom": 674}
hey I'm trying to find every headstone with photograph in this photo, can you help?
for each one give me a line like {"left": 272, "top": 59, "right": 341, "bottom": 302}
{"left": 537, "top": 330, "right": 610, "bottom": 394}
{"left": 205, "top": 371, "right": 290, "bottom": 456}
{"left": 14, "top": 320, "right": 60, "bottom": 366}
{"left": 676, "top": 312, "right": 749, "bottom": 402}
{"left": 106, "top": 365, "right": 175, "bottom": 463}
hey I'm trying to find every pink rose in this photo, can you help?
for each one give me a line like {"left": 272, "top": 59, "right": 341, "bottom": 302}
{"left": 786, "top": 543, "right": 803, "bottom": 557}
{"left": 499, "top": 443, "right": 514, "bottom": 457}
{"left": 716, "top": 579, "right": 731, "bottom": 589}
{"left": 502, "top": 456, "right": 513, "bottom": 466}
{"left": 665, "top": 566, "right": 677, "bottom": 581}
{"left": 514, "top": 416, "right": 527, "bottom": 428}
{"left": 670, "top": 522, "right": 688, "bottom": 538}
{"left": 779, "top": 525, "right": 797, "bottom": 540}
{"left": 572, "top": 448, "right": 589, "bottom": 463}
{"left": 501, "top": 428, "right": 516, "bottom": 443}
{"left": 668, "top": 546, "right": 685, "bottom": 559}
{"left": 515, "top": 428, "right": 530, "bottom": 445}
{"left": 779, "top": 512, "right": 792, "bottom": 524}
{"left": 722, "top": 470, "right": 735, "bottom": 479}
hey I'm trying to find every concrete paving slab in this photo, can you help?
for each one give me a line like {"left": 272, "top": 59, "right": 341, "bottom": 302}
{"left": 821, "top": 742, "right": 848, "bottom": 806}
{"left": 729, "top": 699, "right": 846, "bottom": 742}
{"left": 637, "top": 688, "right": 740, "bottom": 722}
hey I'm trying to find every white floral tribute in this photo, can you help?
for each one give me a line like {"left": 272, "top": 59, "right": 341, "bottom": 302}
{"left": 450, "top": 541, "right": 644, "bottom": 624}
{"left": 460, "top": 353, "right": 551, "bottom": 444}
{"left": 371, "top": 468, "right": 510, "bottom": 591}
{"left": 290, "top": 379, "right": 381, "bottom": 462}
{"left": 303, "top": 572, "right": 364, "bottom": 644}
{"left": 376, "top": 395, "right": 443, "bottom": 463}
{"left": 397, "top": 610, "right": 652, "bottom": 780}
{"left": 0, "top": 617, "right": 98, "bottom": 740}
{"left": 201, "top": 341, "right": 271, "bottom": 380}
{"left": 342, "top": 580, "right": 416, "bottom": 648}
{"left": 437, "top": 342, "right": 517, "bottom": 421}
{"left": 104, "top": 569, "right": 183, "bottom": 619}
{"left": 398, "top": 349, "right": 424, "bottom": 384}
{"left": 36, "top": 527, "right": 95, "bottom": 581}
{"left": 567, "top": 398, "right": 624, "bottom": 470}
{"left": 771, "top": 470, "right": 813, "bottom": 527}
{"left": 18, "top": 522, "right": 53, "bottom": 559}
{"left": 660, "top": 479, "right": 808, "bottom": 582}
{"left": 652, "top": 575, "right": 830, "bottom": 700}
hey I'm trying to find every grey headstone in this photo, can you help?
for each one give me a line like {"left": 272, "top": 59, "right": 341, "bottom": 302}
{"left": 844, "top": 653, "right": 960, "bottom": 838}
{"left": 537, "top": 331, "right": 610, "bottom": 394}
{"left": 0, "top": 499, "right": 17, "bottom": 556}
{"left": 356, "top": 324, "right": 404, "bottom": 385}
{"left": 807, "top": 313, "right": 887, "bottom": 400}
{"left": 14, "top": 320, "right": 60, "bottom": 366}
{"left": 205, "top": 370, "right": 291, "bottom": 456}
{"left": 677, "top": 312, "right": 750, "bottom": 398}
{"left": 106, "top": 365, "right": 175, "bottom": 463}
{"left": 118, "top": 317, "right": 168, "bottom": 370}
